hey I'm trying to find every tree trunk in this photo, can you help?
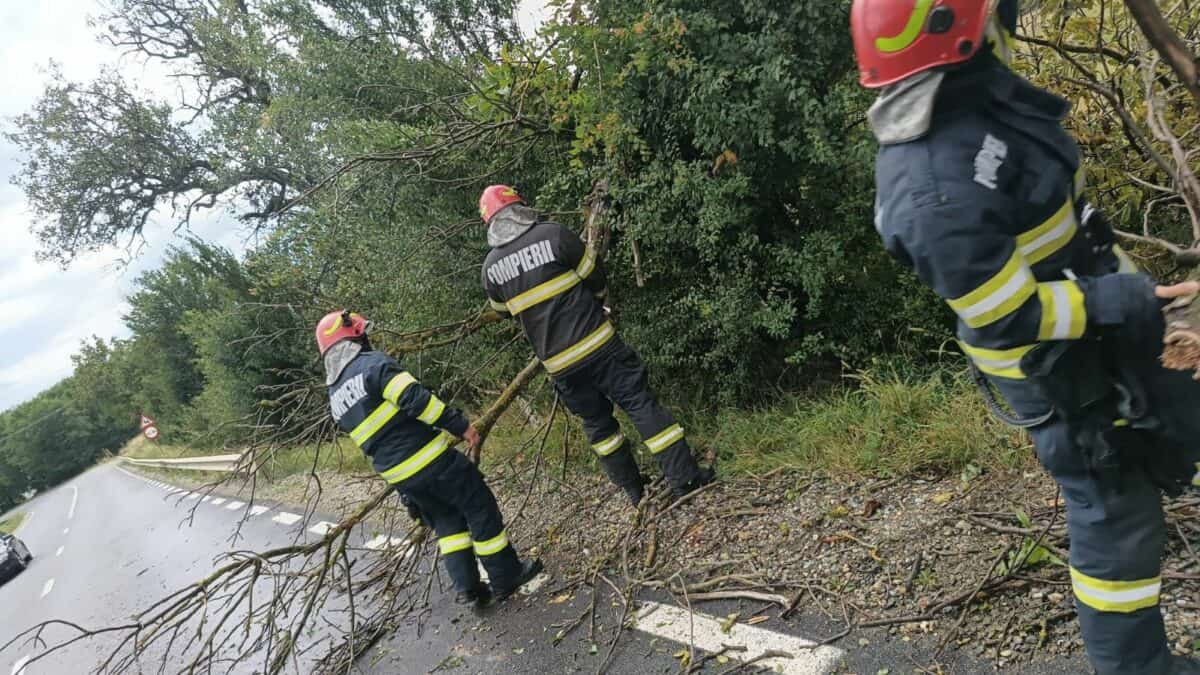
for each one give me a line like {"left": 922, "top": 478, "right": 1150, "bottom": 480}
{"left": 1162, "top": 270, "right": 1200, "bottom": 375}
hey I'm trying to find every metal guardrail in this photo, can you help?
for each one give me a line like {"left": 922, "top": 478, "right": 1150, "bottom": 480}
{"left": 122, "top": 454, "right": 248, "bottom": 473}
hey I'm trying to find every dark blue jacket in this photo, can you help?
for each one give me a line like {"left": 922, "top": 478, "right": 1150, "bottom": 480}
{"left": 482, "top": 221, "right": 615, "bottom": 377}
{"left": 874, "top": 59, "right": 1152, "bottom": 397}
{"left": 328, "top": 350, "right": 469, "bottom": 482}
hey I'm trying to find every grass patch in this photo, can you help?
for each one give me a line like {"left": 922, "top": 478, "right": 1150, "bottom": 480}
{"left": 121, "top": 366, "right": 1025, "bottom": 488}
{"left": 698, "top": 368, "right": 1031, "bottom": 478}
{"left": 0, "top": 512, "right": 25, "bottom": 535}
{"left": 120, "top": 434, "right": 372, "bottom": 485}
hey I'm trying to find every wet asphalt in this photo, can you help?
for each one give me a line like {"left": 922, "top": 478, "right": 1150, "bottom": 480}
{"left": 0, "top": 465, "right": 1092, "bottom": 674}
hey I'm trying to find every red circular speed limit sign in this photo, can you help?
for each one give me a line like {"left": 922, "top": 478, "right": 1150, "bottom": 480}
{"left": 144, "top": 425, "right": 160, "bottom": 441}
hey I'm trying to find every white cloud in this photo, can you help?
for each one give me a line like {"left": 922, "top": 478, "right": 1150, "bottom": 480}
{"left": 0, "top": 0, "right": 248, "bottom": 411}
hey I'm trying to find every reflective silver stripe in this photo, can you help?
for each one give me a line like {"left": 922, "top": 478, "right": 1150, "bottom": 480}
{"left": 350, "top": 401, "right": 400, "bottom": 446}
{"left": 383, "top": 372, "right": 417, "bottom": 403}
{"left": 506, "top": 271, "right": 581, "bottom": 315}
{"left": 543, "top": 322, "right": 616, "bottom": 373}
{"left": 577, "top": 248, "right": 597, "bottom": 279}
{"left": 438, "top": 532, "right": 472, "bottom": 555}
{"left": 379, "top": 432, "right": 453, "bottom": 483}
{"left": 417, "top": 396, "right": 446, "bottom": 425}
{"left": 592, "top": 433, "right": 625, "bottom": 457}
{"left": 644, "top": 424, "right": 684, "bottom": 454}
{"left": 473, "top": 530, "right": 510, "bottom": 556}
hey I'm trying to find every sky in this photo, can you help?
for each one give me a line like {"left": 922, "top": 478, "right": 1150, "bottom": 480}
{"left": 0, "top": 0, "right": 551, "bottom": 412}
{"left": 0, "top": 1, "right": 249, "bottom": 412}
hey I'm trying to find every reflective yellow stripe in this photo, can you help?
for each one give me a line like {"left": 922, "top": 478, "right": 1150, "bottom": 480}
{"left": 350, "top": 401, "right": 401, "bottom": 446}
{"left": 957, "top": 341, "right": 1035, "bottom": 380}
{"left": 946, "top": 251, "right": 1036, "bottom": 329}
{"left": 1037, "top": 281, "right": 1087, "bottom": 341}
{"left": 383, "top": 372, "right": 417, "bottom": 403}
{"left": 875, "top": 0, "right": 933, "bottom": 53}
{"left": 577, "top": 248, "right": 597, "bottom": 279}
{"left": 1075, "top": 167, "right": 1086, "bottom": 195}
{"left": 417, "top": 395, "right": 446, "bottom": 425}
{"left": 507, "top": 271, "right": 581, "bottom": 315}
{"left": 592, "top": 433, "right": 625, "bottom": 457}
{"left": 489, "top": 298, "right": 511, "bottom": 313}
{"left": 1070, "top": 567, "right": 1160, "bottom": 613}
{"left": 644, "top": 424, "right": 684, "bottom": 454}
{"left": 543, "top": 322, "right": 616, "bottom": 374}
{"left": 1017, "top": 199, "right": 1077, "bottom": 265}
{"left": 438, "top": 532, "right": 472, "bottom": 555}
{"left": 1114, "top": 245, "right": 1139, "bottom": 274}
{"left": 473, "top": 530, "right": 510, "bottom": 556}
{"left": 379, "top": 432, "right": 453, "bottom": 483}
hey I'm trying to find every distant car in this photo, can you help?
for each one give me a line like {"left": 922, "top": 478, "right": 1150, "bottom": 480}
{"left": 0, "top": 534, "right": 32, "bottom": 582}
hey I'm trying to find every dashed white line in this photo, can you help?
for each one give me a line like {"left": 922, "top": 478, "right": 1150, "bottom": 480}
{"left": 225, "top": 501, "right": 245, "bottom": 510}
{"left": 248, "top": 505, "right": 270, "bottom": 517}
{"left": 68, "top": 485, "right": 78, "bottom": 520}
{"left": 308, "top": 521, "right": 338, "bottom": 536}
{"left": 364, "top": 536, "right": 410, "bottom": 553}
{"left": 272, "top": 512, "right": 303, "bottom": 526}
{"left": 40, "top": 578, "right": 55, "bottom": 598}
{"left": 201, "top": 496, "right": 212, "bottom": 503}
{"left": 363, "top": 535, "right": 390, "bottom": 551}
{"left": 210, "top": 498, "right": 226, "bottom": 506}
{"left": 633, "top": 601, "right": 844, "bottom": 675}
{"left": 11, "top": 654, "right": 30, "bottom": 675}
{"left": 62, "top": 528, "right": 69, "bottom": 535}
{"left": 55, "top": 546, "right": 64, "bottom": 557}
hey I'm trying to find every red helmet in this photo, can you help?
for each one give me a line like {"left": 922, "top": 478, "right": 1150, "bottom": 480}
{"left": 479, "top": 185, "right": 525, "bottom": 223}
{"left": 315, "top": 310, "right": 369, "bottom": 355}
{"left": 851, "top": 0, "right": 993, "bottom": 89}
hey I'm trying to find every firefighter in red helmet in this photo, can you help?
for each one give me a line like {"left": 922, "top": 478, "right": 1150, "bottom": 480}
{"left": 478, "top": 185, "right": 715, "bottom": 507}
{"left": 316, "top": 310, "right": 542, "bottom": 607}
{"left": 852, "top": 2, "right": 1200, "bottom": 673}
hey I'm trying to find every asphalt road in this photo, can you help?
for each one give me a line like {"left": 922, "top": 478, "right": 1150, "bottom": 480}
{"left": 0, "top": 465, "right": 1093, "bottom": 674}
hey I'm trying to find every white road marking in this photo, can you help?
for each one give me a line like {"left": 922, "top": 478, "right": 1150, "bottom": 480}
{"left": 308, "top": 521, "right": 338, "bottom": 536}
{"left": 210, "top": 498, "right": 226, "bottom": 506}
{"left": 185, "top": 493, "right": 201, "bottom": 500}
{"left": 633, "top": 601, "right": 844, "bottom": 675}
{"left": 248, "top": 505, "right": 270, "bottom": 517}
{"left": 201, "top": 496, "right": 212, "bottom": 503}
{"left": 55, "top": 546, "right": 64, "bottom": 557}
{"left": 11, "top": 654, "right": 30, "bottom": 675}
{"left": 519, "top": 573, "right": 550, "bottom": 596}
{"left": 62, "top": 528, "right": 69, "bottom": 535}
{"left": 68, "top": 485, "right": 78, "bottom": 520}
{"left": 225, "top": 501, "right": 245, "bottom": 510}
{"left": 40, "top": 578, "right": 55, "bottom": 598}
{"left": 272, "top": 512, "right": 303, "bottom": 526}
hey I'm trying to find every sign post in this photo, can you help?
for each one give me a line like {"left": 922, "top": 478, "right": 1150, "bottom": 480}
{"left": 139, "top": 414, "right": 160, "bottom": 442}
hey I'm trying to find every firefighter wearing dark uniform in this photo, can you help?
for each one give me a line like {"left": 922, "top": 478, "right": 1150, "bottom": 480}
{"left": 478, "top": 186, "right": 714, "bottom": 505}
{"left": 853, "top": 2, "right": 1200, "bottom": 673}
{"left": 316, "top": 310, "right": 542, "bottom": 607}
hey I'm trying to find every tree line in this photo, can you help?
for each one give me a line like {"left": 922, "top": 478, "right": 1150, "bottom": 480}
{"left": 3, "top": 0, "right": 1198, "bottom": 510}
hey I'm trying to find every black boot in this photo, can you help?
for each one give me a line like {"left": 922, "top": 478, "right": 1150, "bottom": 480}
{"left": 671, "top": 466, "right": 715, "bottom": 498}
{"left": 622, "top": 474, "right": 650, "bottom": 506}
{"left": 492, "top": 559, "right": 545, "bottom": 603}
{"left": 455, "top": 581, "right": 494, "bottom": 609}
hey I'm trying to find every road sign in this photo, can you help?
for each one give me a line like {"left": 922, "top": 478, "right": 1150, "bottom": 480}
{"left": 144, "top": 426, "right": 160, "bottom": 441}
{"left": 140, "top": 415, "right": 156, "bottom": 430}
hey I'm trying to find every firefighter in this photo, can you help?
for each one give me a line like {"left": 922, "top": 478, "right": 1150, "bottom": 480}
{"left": 316, "top": 310, "right": 542, "bottom": 607}
{"left": 478, "top": 186, "right": 715, "bottom": 506}
{"left": 852, "top": 2, "right": 1200, "bottom": 673}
